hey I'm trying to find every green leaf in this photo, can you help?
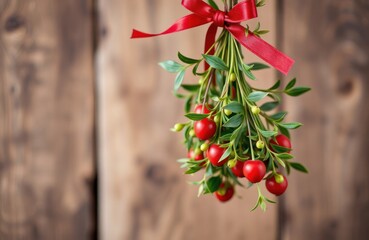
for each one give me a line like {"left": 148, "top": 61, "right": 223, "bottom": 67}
{"left": 256, "top": 30, "right": 269, "bottom": 35}
{"left": 270, "top": 111, "right": 287, "bottom": 122}
{"left": 269, "top": 92, "right": 281, "bottom": 102}
{"left": 192, "top": 62, "right": 200, "bottom": 75}
{"left": 184, "top": 96, "right": 193, "bottom": 113}
{"left": 227, "top": 167, "right": 244, "bottom": 187}
{"left": 205, "top": 176, "right": 222, "bottom": 193}
{"left": 207, "top": 0, "right": 219, "bottom": 10}
{"left": 286, "top": 162, "right": 291, "bottom": 175}
{"left": 159, "top": 60, "right": 184, "bottom": 73}
{"left": 260, "top": 200, "right": 267, "bottom": 212}
{"left": 202, "top": 54, "right": 229, "bottom": 70}
{"left": 286, "top": 87, "right": 311, "bottom": 96}
{"left": 223, "top": 114, "right": 243, "bottom": 128}
{"left": 277, "top": 153, "right": 294, "bottom": 160}
{"left": 275, "top": 157, "right": 286, "bottom": 168}
{"left": 185, "top": 113, "right": 209, "bottom": 121}
{"left": 290, "top": 162, "right": 309, "bottom": 173}
{"left": 177, "top": 158, "right": 190, "bottom": 163}
{"left": 285, "top": 78, "right": 296, "bottom": 90}
{"left": 224, "top": 102, "right": 245, "bottom": 113}
{"left": 254, "top": 22, "right": 261, "bottom": 32}
{"left": 247, "top": 91, "right": 268, "bottom": 102}
{"left": 271, "top": 144, "right": 291, "bottom": 153}
{"left": 279, "top": 122, "right": 303, "bottom": 129}
{"left": 259, "top": 130, "right": 278, "bottom": 138}
{"left": 242, "top": 63, "right": 253, "bottom": 71}
{"left": 256, "top": 0, "right": 266, "bottom": 7}
{"left": 219, "top": 133, "right": 232, "bottom": 142}
{"left": 265, "top": 197, "right": 276, "bottom": 204}
{"left": 244, "top": 69, "right": 256, "bottom": 80}
{"left": 216, "top": 71, "right": 225, "bottom": 91}
{"left": 269, "top": 80, "right": 281, "bottom": 90}
{"left": 174, "top": 70, "right": 185, "bottom": 91}
{"left": 279, "top": 126, "right": 290, "bottom": 139}
{"left": 178, "top": 52, "right": 199, "bottom": 64}
{"left": 197, "top": 184, "right": 204, "bottom": 197}
{"left": 248, "top": 62, "right": 270, "bottom": 70}
{"left": 260, "top": 101, "right": 279, "bottom": 112}
{"left": 230, "top": 126, "right": 242, "bottom": 142}
{"left": 219, "top": 146, "right": 232, "bottom": 162}
{"left": 240, "top": 64, "right": 256, "bottom": 80}
{"left": 174, "top": 93, "right": 186, "bottom": 99}
{"left": 185, "top": 166, "right": 202, "bottom": 174}
{"left": 206, "top": 163, "right": 215, "bottom": 176}
{"left": 181, "top": 84, "right": 200, "bottom": 92}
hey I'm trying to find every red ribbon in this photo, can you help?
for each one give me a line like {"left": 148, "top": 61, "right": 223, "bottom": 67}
{"left": 131, "top": 0, "right": 294, "bottom": 75}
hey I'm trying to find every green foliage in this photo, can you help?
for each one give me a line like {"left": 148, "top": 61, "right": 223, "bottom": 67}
{"left": 223, "top": 114, "right": 243, "bottom": 128}
{"left": 203, "top": 54, "right": 229, "bottom": 70}
{"left": 185, "top": 113, "right": 209, "bottom": 121}
{"left": 159, "top": 60, "right": 184, "bottom": 73}
{"left": 248, "top": 62, "right": 269, "bottom": 70}
{"left": 247, "top": 91, "right": 268, "bottom": 102}
{"left": 178, "top": 52, "right": 199, "bottom": 64}
{"left": 174, "top": 70, "right": 185, "bottom": 91}
{"left": 223, "top": 102, "right": 245, "bottom": 113}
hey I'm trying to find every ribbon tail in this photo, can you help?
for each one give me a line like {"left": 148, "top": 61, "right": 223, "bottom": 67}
{"left": 131, "top": 14, "right": 210, "bottom": 38}
{"left": 228, "top": 25, "right": 294, "bottom": 75}
{"left": 204, "top": 23, "right": 218, "bottom": 70}
{"left": 227, "top": 0, "right": 258, "bottom": 23}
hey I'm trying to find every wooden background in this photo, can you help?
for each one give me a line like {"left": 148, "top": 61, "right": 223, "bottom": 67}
{"left": 0, "top": 0, "right": 368, "bottom": 240}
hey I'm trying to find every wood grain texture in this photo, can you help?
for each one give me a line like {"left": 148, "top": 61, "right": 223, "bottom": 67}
{"left": 281, "top": 0, "right": 369, "bottom": 239}
{"left": 0, "top": 0, "right": 96, "bottom": 239}
{"left": 97, "top": 0, "right": 278, "bottom": 239}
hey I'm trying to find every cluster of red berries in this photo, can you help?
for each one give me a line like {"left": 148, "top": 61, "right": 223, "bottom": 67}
{"left": 182, "top": 104, "right": 291, "bottom": 203}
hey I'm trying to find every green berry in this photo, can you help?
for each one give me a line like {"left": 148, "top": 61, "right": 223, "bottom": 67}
{"left": 189, "top": 129, "right": 195, "bottom": 137}
{"left": 217, "top": 187, "right": 226, "bottom": 196}
{"left": 229, "top": 73, "right": 236, "bottom": 82}
{"left": 174, "top": 123, "right": 184, "bottom": 132}
{"left": 251, "top": 106, "right": 260, "bottom": 115}
{"left": 214, "top": 115, "right": 220, "bottom": 123}
{"left": 198, "top": 77, "right": 205, "bottom": 85}
{"left": 256, "top": 140, "right": 265, "bottom": 149}
{"left": 275, "top": 174, "right": 284, "bottom": 184}
{"left": 194, "top": 148, "right": 202, "bottom": 155}
{"left": 224, "top": 109, "right": 232, "bottom": 116}
{"left": 227, "top": 159, "right": 237, "bottom": 168}
{"left": 200, "top": 143, "right": 209, "bottom": 151}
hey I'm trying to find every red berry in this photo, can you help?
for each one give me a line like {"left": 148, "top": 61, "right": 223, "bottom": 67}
{"left": 214, "top": 183, "right": 234, "bottom": 202}
{"left": 187, "top": 149, "right": 204, "bottom": 161}
{"left": 194, "top": 104, "right": 212, "bottom": 114}
{"left": 243, "top": 160, "right": 266, "bottom": 183}
{"left": 266, "top": 174, "right": 288, "bottom": 196}
{"left": 270, "top": 134, "right": 292, "bottom": 152}
{"left": 207, "top": 144, "right": 228, "bottom": 167}
{"left": 231, "top": 160, "right": 245, "bottom": 178}
{"left": 194, "top": 118, "right": 216, "bottom": 140}
{"left": 231, "top": 86, "right": 237, "bottom": 99}
{"left": 188, "top": 149, "right": 205, "bottom": 167}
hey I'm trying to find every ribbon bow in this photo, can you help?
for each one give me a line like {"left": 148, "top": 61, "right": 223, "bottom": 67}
{"left": 131, "top": 0, "right": 294, "bottom": 75}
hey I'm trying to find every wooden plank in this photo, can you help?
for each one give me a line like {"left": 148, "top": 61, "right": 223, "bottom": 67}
{"left": 97, "top": 0, "right": 278, "bottom": 239}
{"left": 281, "top": 0, "right": 369, "bottom": 239}
{"left": 0, "top": 1, "right": 96, "bottom": 239}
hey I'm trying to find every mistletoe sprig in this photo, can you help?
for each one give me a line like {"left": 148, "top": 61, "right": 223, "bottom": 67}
{"left": 159, "top": 0, "right": 310, "bottom": 211}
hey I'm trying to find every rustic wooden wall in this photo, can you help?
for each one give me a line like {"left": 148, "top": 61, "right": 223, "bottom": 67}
{"left": 97, "top": 0, "right": 278, "bottom": 240}
{"left": 0, "top": 0, "right": 96, "bottom": 239}
{"left": 1, "top": 0, "right": 369, "bottom": 240}
{"left": 281, "top": 0, "right": 369, "bottom": 239}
